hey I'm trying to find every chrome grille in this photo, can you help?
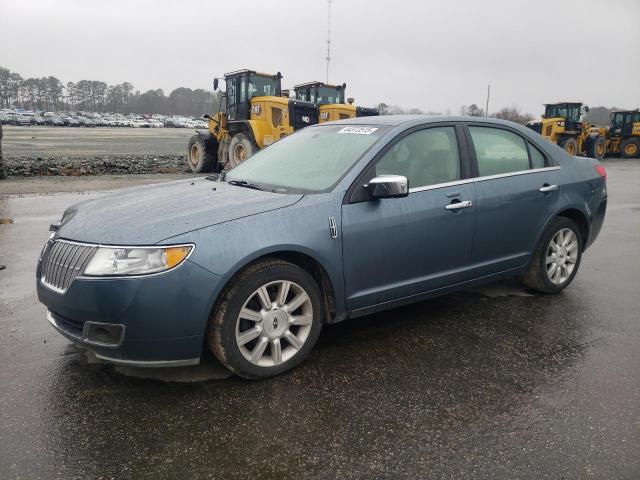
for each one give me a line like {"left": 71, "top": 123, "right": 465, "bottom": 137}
{"left": 42, "top": 240, "right": 97, "bottom": 292}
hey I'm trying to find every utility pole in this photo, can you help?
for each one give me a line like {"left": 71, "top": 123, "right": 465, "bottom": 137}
{"left": 326, "top": 0, "right": 332, "bottom": 83}
{"left": 485, "top": 83, "right": 491, "bottom": 117}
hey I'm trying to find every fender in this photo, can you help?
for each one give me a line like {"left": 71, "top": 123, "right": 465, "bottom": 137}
{"left": 202, "top": 243, "right": 347, "bottom": 327}
{"left": 531, "top": 202, "right": 591, "bottom": 264}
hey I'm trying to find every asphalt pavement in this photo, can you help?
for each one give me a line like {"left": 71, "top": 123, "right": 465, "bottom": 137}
{"left": 1, "top": 160, "right": 638, "bottom": 479}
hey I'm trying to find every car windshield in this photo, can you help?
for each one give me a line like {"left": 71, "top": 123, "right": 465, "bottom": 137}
{"left": 248, "top": 75, "right": 277, "bottom": 98}
{"left": 226, "top": 124, "right": 388, "bottom": 193}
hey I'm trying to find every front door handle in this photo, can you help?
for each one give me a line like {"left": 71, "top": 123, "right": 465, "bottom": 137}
{"left": 539, "top": 184, "right": 558, "bottom": 193}
{"left": 445, "top": 200, "right": 473, "bottom": 210}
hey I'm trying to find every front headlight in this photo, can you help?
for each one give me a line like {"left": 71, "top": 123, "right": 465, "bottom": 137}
{"left": 83, "top": 245, "right": 193, "bottom": 277}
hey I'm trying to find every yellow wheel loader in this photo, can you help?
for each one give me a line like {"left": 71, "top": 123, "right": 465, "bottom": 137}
{"left": 187, "top": 69, "right": 317, "bottom": 172}
{"left": 526, "top": 102, "right": 606, "bottom": 160}
{"left": 602, "top": 109, "right": 640, "bottom": 159}
{"left": 293, "top": 81, "right": 378, "bottom": 123}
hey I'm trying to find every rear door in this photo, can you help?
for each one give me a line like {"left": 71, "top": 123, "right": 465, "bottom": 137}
{"left": 341, "top": 125, "right": 476, "bottom": 311}
{"left": 465, "top": 124, "right": 560, "bottom": 278}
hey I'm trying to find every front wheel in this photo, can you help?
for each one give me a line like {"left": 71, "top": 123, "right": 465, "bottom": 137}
{"left": 187, "top": 134, "right": 217, "bottom": 173}
{"left": 587, "top": 135, "right": 606, "bottom": 160}
{"left": 227, "top": 132, "right": 258, "bottom": 169}
{"left": 522, "top": 217, "right": 583, "bottom": 293}
{"left": 208, "top": 259, "right": 323, "bottom": 379}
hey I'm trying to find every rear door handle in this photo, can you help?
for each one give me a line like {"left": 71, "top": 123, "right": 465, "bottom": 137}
{"left": 539, "top": 184, "right": 558, "bottom": 193}
{"left": 445, "top": 200, "right": 473, "bottom": 210}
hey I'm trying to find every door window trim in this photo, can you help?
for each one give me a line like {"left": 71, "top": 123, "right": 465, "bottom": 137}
{"left": 345, "top": 122, "right": 472, "bottom": 204}
{"left": 462, "top": 122, "right": 557, "bottom": 180}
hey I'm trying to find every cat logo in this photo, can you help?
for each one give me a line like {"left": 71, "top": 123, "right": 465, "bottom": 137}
{"left": 320, "top": 111, "right": 329, "bottom": 120}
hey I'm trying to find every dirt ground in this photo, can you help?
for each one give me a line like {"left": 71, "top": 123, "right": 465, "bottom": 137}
{"left": 2, "top": 125, "right": 196, "bottom": 157}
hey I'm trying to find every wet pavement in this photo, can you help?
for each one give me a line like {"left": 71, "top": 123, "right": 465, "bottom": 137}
{"left": 1, "top": 161, "right": 639, "bottom": 479}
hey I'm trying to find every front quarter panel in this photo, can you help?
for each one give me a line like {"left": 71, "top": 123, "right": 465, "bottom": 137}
{"left": 162, "top": 193, "right": 348, "bottom": 316}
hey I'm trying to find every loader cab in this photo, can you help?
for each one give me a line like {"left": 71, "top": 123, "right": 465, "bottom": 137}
{"left": 294, "top": 81, "right": 346, "bottom": 106}
{"left": 221, "top": 70, "right": 282, "bottom": 122}
{"left": 544, "top": 102, "right": 584, "bottom": 132}
{"left": 610, "top": 110, "right": 640, "bottom": 137}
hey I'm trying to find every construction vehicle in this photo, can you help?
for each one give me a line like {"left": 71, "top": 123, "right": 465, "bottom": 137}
{"left": 187, "top": 69, "right": 317, "bottom": 172}
{"left": 293, "top": 81, "right": 378, "bottom": 123}
{"left": 526, "top": 102, "right": 606, "bottom": 160}
{"left": 600, "top": 110, "right": 640, "bottom": 158}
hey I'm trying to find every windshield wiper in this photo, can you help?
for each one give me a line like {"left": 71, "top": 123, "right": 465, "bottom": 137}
{"left": 227, "top": 179, "right": 264, "bottom": 191}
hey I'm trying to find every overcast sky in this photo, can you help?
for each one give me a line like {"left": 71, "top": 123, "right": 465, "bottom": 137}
{"left": 1, "top": 0, "right": 638, "bottom": 114}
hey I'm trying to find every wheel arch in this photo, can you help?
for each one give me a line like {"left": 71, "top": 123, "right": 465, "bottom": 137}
{"left": 208, "top": 248, "right": 339, "bottom": 327}
{"left": 535, "top": 207, "right": 590, "bottom": 256}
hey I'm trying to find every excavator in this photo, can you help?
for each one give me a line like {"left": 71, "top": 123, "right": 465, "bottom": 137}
{"left": 526, "top": 102, "right": 606, "bottom": 160}
{"left": 293, "top": 81, "right": 378, "bottom": 122}
{"left": 186, "top": 69, "right": 317, "bottom": 172}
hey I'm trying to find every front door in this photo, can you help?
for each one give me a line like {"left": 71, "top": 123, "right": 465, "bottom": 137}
{"left": 341, "top": 125, "right": 476, "bottom": 311}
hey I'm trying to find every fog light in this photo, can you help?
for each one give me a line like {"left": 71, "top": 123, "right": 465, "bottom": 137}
{"left": 82, "top": 322, "right": 125, "bottom": 348}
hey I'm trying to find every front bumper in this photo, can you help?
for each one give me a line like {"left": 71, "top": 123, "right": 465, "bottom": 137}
{"left": 37, "top": 258, "right": 226, "bottom": 367}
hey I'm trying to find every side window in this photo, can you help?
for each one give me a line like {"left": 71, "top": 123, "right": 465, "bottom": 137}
{"left": 469, "top": 127, "right": 530, "bottom": 176}
{"left": 375, "top": 127, "right": 460, "bottom": 189}
{"left": 529, "top": 143, "right": 546, "bottom": 169}
{"left": 240, "top": 78, "right": 247, "bottom": 103}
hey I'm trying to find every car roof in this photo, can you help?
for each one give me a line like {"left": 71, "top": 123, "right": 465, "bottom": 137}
{"left": 323, "top": 114, "right": 525, "bottom": 129}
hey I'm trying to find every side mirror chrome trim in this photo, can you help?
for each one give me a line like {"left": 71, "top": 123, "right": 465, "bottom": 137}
{"left": 365, "top": 175, "right": 409, "bottom": 199}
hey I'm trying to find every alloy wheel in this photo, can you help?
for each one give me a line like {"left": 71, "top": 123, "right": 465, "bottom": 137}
{"left": 235, "top": 280, "right": 313, "bottom": 367}
{"left": 546, "top": 228, "right": 579, "bottom": 284}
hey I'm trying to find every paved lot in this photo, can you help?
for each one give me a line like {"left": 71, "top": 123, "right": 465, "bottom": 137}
{"left": 2, "top": 125, "right": 196, "bottom": 157}
{"left": 0, "top": 160, "right": 639, "bottom": 479}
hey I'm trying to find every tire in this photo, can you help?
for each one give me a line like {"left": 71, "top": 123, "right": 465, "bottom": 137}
{"left": 620, "top": 138, "right": 640, "bottom": 159}
{"left": 586, "top": 135, "right": 606, "bottom": 160}
{"left": 227, "top": 132, "right": 258, "bottom": 169}
{"left": 522, "top": 217, "right": 583, "bottom": 293}
{"left": 187, "top": 134, "right": 217, "bottom": 173}
{"left": 558, "top": 137, "right": 578, "bottom": 156}
{"left": 208, "top": 259, "right": 323, "bottom": 379}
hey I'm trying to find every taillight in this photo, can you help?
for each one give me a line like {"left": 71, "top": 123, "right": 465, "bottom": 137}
{"left": 594, "top": 165, "right": 606, "bottom": 181}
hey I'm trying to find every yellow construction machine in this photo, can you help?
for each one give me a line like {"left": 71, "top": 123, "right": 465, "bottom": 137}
{"left": 526, "top": 102, "right": 606, "bottom": 160}
{"left": 599, "top": 109, "right": 640, "bottom": 158}
{"left": 187, "top": 69, "right": 317, "bottom": 172}
{"left": 293, "top": 81, "right": 378, "bottom": 123}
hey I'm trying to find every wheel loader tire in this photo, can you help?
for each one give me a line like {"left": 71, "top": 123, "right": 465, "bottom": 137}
{"left": 228, "top": 133, "right": 258, "bottom": 169}
{"left": 187, "top": 134, "right": 217, "bottom": 173}
{"left": 586, "top": 135, "right": 606, "bottom": 160}
{"left": 559, "top": 137, "right": 578, "bottom": 156}
{"left": 620, "top": 138, "right": 640, "bottom": 159}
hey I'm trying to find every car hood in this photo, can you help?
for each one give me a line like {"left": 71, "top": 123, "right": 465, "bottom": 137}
{"left": 56, "top": 178, "right": 303, "bottom": 245}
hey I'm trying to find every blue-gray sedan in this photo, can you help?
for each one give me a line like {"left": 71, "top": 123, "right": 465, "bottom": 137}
{"left": 37, "top": 116, "right": 607, "bottom": 378}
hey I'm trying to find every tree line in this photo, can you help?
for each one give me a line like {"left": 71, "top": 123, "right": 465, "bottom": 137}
{"left": 376, "top": 102, "right": 536, "bottom": 125}
{"left": 0, "top": 66, "right": 215, "bottom": 116}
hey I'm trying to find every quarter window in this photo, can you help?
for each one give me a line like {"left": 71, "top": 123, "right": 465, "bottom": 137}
{"left": 469, "top": 127, "right": 530, "bottom": 176}
{"left": 529, "top": 143, "right": 546, "bottom": 169}
{"left": 375, "top": 127, "right": 460, "bottom": 189}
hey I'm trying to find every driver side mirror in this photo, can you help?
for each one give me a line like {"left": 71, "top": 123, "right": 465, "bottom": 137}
{"left": 365, "top": 175, "right": 408, "bottom": 199}
{"left": 213, "top": 78, "right": 219, "bottom": 91}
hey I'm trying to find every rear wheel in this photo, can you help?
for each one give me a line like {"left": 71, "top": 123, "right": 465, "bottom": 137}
{"left": 522, "top": 217, "right": 583, "bottom": 293}
{"left": 187, "top": 134, "right": 217, "bottom": 173}
{"left": 208, "top": 259, "right": 323, "bottom": 379}
{"left": 587, "top": 135, "right": 606, "bottom": 160}
{"left": 559, "top": 137, "right": 578, "bottom": 156}
{"left": 228, "top": 132, "right": 258, "bottom": 169}
{"left": 620, "top": 138, "right": 640, "bottom": 159}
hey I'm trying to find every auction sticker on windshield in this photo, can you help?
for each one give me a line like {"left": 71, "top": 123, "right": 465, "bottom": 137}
{"left": 337, "top": 126, "right": 378, "bottom": 135}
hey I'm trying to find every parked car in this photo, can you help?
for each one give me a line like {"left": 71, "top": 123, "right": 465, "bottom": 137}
{"left": 30, "top": 115, "right": 46, "bottom": 125}
{"left": 76, "top": 116, "right": 95, "bottom": 127}
{"left": 37, "top": 116, "right": 607, "bottom": 378}
{"left": 11, "top": 115, "right": 31, "bottom": 126}
{"left": 44, "top": 115, "right": 64, "bottom": 126}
